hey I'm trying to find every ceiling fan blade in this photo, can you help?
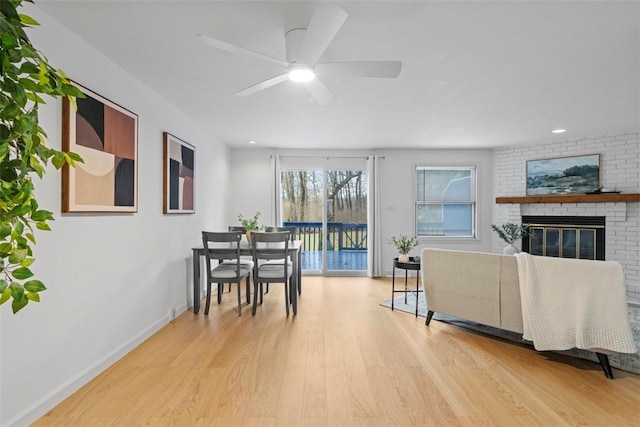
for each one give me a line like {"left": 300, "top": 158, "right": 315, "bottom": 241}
{"left": 316, "top": 61, "right": 403, "bottom": 78}
{"left": 297, "top": 3, "right": 348, "bottom": 65}
{"left": 234, "top": 73, "right": 289, "bottom": 96}
{"left": 196, "top": 34, "right": 289, "bottom": 69}
{"left": 304, "top": 77, "right": 336, "bottom": 105}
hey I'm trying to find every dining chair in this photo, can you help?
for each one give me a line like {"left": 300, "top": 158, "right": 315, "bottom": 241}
{"left": 219, "top": 226, "right": 253, "bottom": 298}
{"left": 202, "top": 231, "right": 254, "bottom": 316}
{"left": 249, "top": 231, "right": 293, "bottom": 316}
{"left": 262, "top": 226, "right": 296, "bottom": 295}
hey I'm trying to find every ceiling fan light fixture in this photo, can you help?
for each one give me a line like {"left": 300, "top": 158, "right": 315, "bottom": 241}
{"left": 288, "top": 67, "right": 316, "bottom": 83}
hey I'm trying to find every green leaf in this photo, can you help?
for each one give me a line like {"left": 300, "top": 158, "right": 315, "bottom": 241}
{"left": 29, "top": 156, "right": 46, "bottom": 178}
{"left": 64, "top": 84, "right": 85, "bottom": 98}
{"left": 51, "top": 153, "right": 65, "bottom": 169}
{"left": 17, "top": 77, "right": 40, "bottom": 91}
{"left": 0, "top": 143, "right": 9, "bottom": 160}
{"left": 19, "top": 62, "right": 40, "bottom": 75}
{"left": 12, "top": 294, "right": 28, "bottom": 313}
{"left": 26, "top": 92, "right": 46, "bottom": 104}
{"left": 1, "top": 34, "right": 18, "bottom": 49}
{"left": 24, "top": 280, "right": 45, "bottom": 292}
{"left": 0, "top": 280, "right": 7, "bottom": 293}
{"left": 38, "top": 61, "right": 49, "bottom": 85}
{"left": 19, "top": 14, "right": 40, "bottom": 26}
{"left": 26, "top": 291, "right": 40, "bottom": 302}
{"left": 21, "top": 44, "right": 38, "bottom": 59}
{"left": 10, "top": 282, "right": 24, "bottom": 299}
{"left": 20, "top": 257, "right": 35, "bottom": 268}
{"left": 12, "top": 267, "right": 33, "bottom": 280}
{"left": 0, "top": 243, "right": 13, "bottom": 257}
{"left": 0, "top": 288, "right": 11, "bottom": 305}
{"left": 36, "top": 222, "right": 51, "bottom": 231}
{"left": 31, "top": 210, "right": 53, "bottom": 221}
{"left": 68, "top": 95, "right": 78, "bottom": 111}
{"left": 8, "top": 248, "right": 28, "bottom": 264}
{"left": 10, "top": 204, "right": 30, "bottom": 216}
{"left": 0, "top": 222, "right": 12, "bottom": 239}
{"left": 65, "top": 151, "right": 84, "bottom": 163}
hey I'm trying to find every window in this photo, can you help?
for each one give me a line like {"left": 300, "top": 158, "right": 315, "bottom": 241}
{"left": 416, "top": 166, "right": 476, "bottom": 237}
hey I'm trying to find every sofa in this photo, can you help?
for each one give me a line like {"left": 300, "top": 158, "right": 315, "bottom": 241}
{"left": 420, "top": 248, "right": 523, "bottom": 334}
{"left": 419, "top": 248, "right": 635, "bottom": 379}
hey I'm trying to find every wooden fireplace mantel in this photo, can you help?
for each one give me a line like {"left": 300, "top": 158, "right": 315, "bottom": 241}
{"left": 496, "top": 193, "right": 640, "bottom": 204}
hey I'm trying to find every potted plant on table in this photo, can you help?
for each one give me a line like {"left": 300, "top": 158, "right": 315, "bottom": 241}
{"left": 390, "top": 234, "right": 420, "bottom": 263}
{"left": 491, "top": 223, "right": 530, "bottom": 255}
{"left": 238, "top": 211, "right": 263, "bottom": 243}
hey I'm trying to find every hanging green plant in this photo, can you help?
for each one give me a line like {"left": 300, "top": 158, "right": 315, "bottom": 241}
{"left": 0, "top": 0, "right": 84, "bottom": 313}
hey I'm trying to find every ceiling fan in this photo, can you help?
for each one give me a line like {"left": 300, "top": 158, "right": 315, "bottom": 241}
{"left": 196, "top": 3, "right": 402, "bottom": 105}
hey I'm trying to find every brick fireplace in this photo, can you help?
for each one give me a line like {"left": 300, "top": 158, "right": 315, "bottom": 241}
{"left": 492, "top": 132, "right": 640, "bottom": 303}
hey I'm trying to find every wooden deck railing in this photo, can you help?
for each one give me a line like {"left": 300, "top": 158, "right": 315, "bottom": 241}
{"left": 282, "top": 221, "right": 367, "bottom": 252}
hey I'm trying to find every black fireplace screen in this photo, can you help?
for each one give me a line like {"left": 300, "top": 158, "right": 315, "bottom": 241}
{"left": 522, "top": 216, "right": 605, "bottom": 260}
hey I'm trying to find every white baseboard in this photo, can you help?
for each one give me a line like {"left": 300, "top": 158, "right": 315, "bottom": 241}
{"left": 171, "top": 302, "right": 189, "bottom": 320}
{"left": 5, "top": 314, "right": 170, "bottom": 427}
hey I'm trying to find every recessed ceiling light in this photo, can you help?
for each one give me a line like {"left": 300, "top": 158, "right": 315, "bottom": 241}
{"left": 551, "top": 129, "right": 566, "bottom": 134}
{"left": 288, "top": 67, "right": 315, "bottom": 83}
{"left": 248, "top": 140, "right": 256, "bottom": 144}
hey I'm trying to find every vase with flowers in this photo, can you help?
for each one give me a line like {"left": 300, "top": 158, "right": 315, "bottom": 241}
{"left": 238, "top": 211, "right": 263, "bottom": 244}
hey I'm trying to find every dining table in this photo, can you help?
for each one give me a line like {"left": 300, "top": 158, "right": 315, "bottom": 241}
{"left": 192, "top": 239, "right": 302, "bottom": 315}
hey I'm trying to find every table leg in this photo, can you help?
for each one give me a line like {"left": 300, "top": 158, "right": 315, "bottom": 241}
{"left": 291, "top": 249, "right": 298, "bottom": 314}
{"left": 415, "top": 271, "right": 420, "bottom": 317}
{"left": 297, "top": 248, "right": 302, "bottom": 295}
{"left": 391, "top": 266, "right": 395, "bottom": 310}
{"left": 404, "top": 269, "right": 408, "bottom": 304}
{"left": 193, "top": 248, "right": 201, "bottom": 314}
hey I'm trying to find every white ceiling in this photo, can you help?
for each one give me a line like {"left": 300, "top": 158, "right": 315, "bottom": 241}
{"left": 36, "top": 1, "right": 639, "bottom": 150}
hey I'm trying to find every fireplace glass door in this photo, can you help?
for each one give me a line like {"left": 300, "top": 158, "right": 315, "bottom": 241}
{"left": 523, "top": 216, "right": 604, "bottom": 261}
{"left": 528, "top": 227, "right": 597, "bottom": 259}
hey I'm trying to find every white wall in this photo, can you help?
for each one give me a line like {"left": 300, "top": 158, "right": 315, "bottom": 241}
{"left": 228, "top": 147, "right": 494, "bottom": 275}
{"left": 0, "top": 6, "right": 229, "bottom": 426}
{"left": 493, "top": 132, "right": 640, "bottom": 301}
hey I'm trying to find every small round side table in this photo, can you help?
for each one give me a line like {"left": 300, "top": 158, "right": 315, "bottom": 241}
{"left": 391, "top": 256, "right": 422, "bottom": 317}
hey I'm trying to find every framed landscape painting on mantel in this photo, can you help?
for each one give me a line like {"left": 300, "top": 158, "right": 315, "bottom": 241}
{"left": 62, "top": 83, "right": 138, "bottom": 213}
{"left": 526, "top": 154, "right": 600, "bottom": 196}
{"left": 163, "top": 132, "right": 195, "bottom": 214}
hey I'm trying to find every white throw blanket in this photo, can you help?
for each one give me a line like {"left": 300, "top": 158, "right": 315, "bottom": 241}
{"left": 515, "top": 253, "right": 637, "bottom": 353}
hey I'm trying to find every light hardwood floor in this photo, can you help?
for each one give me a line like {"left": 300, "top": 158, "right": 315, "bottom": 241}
{"left": 34, "top": 277, "right": 640, "bottom": 426}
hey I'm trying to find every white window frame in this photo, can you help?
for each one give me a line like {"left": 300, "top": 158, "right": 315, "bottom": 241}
{"left": 415, "top": 165, "right": 477, "bottom": 238}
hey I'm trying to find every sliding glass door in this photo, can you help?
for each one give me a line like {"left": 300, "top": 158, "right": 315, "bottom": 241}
{"left": 324, "top": 170, "right": 367, "bottom": 273}
{"left": 279, "top": 162, "right": 367, "bottom": 275}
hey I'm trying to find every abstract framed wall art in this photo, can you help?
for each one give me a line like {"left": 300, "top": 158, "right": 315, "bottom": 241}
{"left": 62, "top": 83, "right": 138, "bottom": 213}
{"left": 526, "top": 154, "right": 600, "bottom": 196}
{"left": 163, "top": 132, "right": 195, "bottom": 214}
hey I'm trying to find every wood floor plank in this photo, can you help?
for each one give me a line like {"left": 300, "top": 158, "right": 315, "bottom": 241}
{"left": 33, "top": 277, "right": 640, "bottom": 426}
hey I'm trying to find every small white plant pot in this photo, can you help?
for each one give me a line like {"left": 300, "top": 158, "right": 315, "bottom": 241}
{"left": 502, "top": 244, "right": 519, "bottom": 255}
{"left": 398, "top": 254, "right": 410, "bottom": 263}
